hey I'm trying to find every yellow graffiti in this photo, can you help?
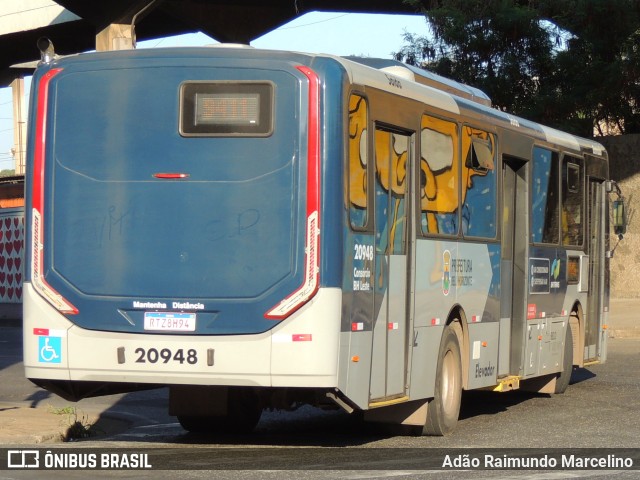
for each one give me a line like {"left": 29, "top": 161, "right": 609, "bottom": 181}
{"left": 375, "top": 130, "right": 407, "bottom": 196}
{"left": 347, "top": 102, "right": 495, "bottom": 274}
{"left": 420, "top": 116, "right": 494, "bottom": 235}
{"left": 420, "top": 115, "right": 459, "bottom": 234}
{"left": 376, "top": 130, "right": 408, "bottom": 255}
{"left": 348, "top": 95, "right": 368, "bottom": 211}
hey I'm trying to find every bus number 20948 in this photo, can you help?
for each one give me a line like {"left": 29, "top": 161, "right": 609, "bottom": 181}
{"left": 134, "top": 347, "right": 198, "bottom": 365}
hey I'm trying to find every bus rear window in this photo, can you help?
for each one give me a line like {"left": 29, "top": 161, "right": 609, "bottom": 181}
{"left": 180, "top": 82, "right": 274, "bottom": 137}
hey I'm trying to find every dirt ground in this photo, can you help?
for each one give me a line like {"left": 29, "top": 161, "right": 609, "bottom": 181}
{"left": 601, "top": 134, "right": 640, "bottom": 298}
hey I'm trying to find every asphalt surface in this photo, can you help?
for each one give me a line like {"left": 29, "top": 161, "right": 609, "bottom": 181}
{"left": 0, "top": 298, "right": 637, "bottom": 445}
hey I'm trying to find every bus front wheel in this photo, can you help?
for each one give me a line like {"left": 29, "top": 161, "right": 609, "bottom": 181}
{"left": 423, "top": 324, "right": 462, "bottom": 436}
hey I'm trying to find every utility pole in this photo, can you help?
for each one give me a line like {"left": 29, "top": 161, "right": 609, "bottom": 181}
{"left": 10, "top": 76, "right": 25, "bottom": 175}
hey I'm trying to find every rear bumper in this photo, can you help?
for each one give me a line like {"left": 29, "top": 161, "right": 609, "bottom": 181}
{"left": 23, "top": 283, "right": 341, "bottom": 390}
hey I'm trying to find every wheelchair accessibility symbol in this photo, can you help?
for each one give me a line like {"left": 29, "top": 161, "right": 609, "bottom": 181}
{"left": 38, "top": 336, "right": 62, "bottom": 363}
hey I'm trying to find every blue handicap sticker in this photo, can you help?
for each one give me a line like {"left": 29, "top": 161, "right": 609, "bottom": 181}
{"left": 38, "top": 336, "right": 62, "bottom": 363}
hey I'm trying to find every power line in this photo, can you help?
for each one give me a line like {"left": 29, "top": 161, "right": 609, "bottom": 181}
{"left": 0, "top": 4, "right": 67, "bottom": 19}
{"left": 276, "top": 13, "right": 350, "bottom": 30}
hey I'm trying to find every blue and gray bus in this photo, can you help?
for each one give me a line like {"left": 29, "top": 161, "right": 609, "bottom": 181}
{"left": 23, "top": 42, "right": 626, "bottom": 435}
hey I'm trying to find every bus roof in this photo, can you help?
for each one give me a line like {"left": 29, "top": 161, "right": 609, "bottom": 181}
{"left": 329, "top": 53, "right": 606, "bottom": 158}
{"left": 39, "top": 45, "right": 606, "bottom": 158}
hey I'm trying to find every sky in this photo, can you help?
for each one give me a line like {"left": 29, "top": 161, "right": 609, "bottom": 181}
{"left": 0, "top": 12, "right": 428, "bottom": 172}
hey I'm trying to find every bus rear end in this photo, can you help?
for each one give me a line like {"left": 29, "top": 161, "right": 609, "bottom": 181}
{"left": 23, "top": 47, "right": 341, "bottom": 427}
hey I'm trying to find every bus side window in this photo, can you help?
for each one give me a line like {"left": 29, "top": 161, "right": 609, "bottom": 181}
{"left": 562, "top": 157, "right": 584, "bottom": 247}
{"left": 532, "top": 147, "right": 560, "bottom": 244}
{"left": 461, "top": 127, "right": 497, "bottom": 238}
{"left": 419, "top": 115, "right": 459, "bottom": 236}
{"left": 348, "top": 94, "right": 369, "bottom": 230}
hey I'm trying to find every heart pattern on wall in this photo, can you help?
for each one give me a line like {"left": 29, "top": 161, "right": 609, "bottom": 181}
{"left": 0, "top": 213, "right": 24, "bottom": 303}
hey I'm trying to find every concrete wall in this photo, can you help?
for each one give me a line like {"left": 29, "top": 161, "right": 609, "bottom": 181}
{"left": 600, "top": 134, "right": 640, "bottom": 298}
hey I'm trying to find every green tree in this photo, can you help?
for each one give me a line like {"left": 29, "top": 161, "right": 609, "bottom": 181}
{"left": 539, "top": 0, "right": 640, "bottom": 135}
{"left": 396, "top": 0, "right": 640, "bottom": 136}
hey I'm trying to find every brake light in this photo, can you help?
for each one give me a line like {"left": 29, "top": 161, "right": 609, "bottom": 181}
{"left": 265, "top": 66, "right": 321, "bottom": 320}
{"left": 31, "top": 68, "right": 78, "bottom": 314}
{"left": 153, "top": 173, "right": 190, "bottom": 179}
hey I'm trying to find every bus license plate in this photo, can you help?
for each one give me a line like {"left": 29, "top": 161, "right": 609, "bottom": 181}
{"left": 144, "top": 312, "right": 196, "bottom": 332}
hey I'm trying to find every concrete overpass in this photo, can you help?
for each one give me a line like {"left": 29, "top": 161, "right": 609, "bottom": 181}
{"left": 1, "top": 0, "right": 421, "bottom": 87}
{"left": 0, "top": 1, "right": 422, "bottom": 173}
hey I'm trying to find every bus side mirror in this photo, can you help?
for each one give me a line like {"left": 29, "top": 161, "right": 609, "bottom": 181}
{"left": 613, "top": 199, "right": 627, "bottom": 238}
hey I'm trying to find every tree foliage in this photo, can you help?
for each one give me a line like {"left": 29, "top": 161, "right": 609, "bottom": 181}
{"left": 395, "top": 0, "right": 640, "bottom": 136}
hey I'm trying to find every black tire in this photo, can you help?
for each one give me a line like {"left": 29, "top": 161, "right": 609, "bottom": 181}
{"left": 555, "top": 324, "right": 574, "bottom": 394}
{"left": 178, "top": 388, "right": 262, "bottom": 434}
{"left": 423, "top": 324, "right": 462, "bottom": 436}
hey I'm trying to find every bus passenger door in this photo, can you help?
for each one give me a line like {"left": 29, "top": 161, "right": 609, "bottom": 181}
{"left": 501, "top": 157, "right": 528, "bottom": 377}
{"left": 370, "top": 128, "right": 412, "bottom": 401}
{"left": 585, "top": 179, "right": 605, "bottom": 362}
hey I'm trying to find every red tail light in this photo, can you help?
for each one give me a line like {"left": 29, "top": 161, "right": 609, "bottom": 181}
{"left": 31, "top": 68, "right": 78, "bottom": 314}
{"left": 265, "top": 66, "right": 321, "bottom": 320}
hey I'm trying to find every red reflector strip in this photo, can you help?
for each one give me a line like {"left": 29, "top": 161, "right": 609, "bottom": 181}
{"left": 431, "top": 318, "right": 441, "bottom": 326}
{"left": 32, "top": 69, "right": 63, "bottom": 212}
{"left": 292, "top": 334, "right": 312, "bottom": 342}
{"left": 264, "top": 65, "right": 321, "bottom": 320}
{"left": 33, "top": 328, "right": 66, "bottom": 337}
{"left": 472, "top": 315, "right": 481, "bottom": 322}
{"left": 352, "top": 322, "right": 364, "bottom": 331}
{"left": 31, "top": 68, "right": 78, "bottom": 315}
{"left": 153, "top": 173, "right": 190, "bottom": 179}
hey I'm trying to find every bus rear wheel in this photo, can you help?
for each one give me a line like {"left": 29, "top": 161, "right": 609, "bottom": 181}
{"left": 423, "top": 324, "right": 462, "bottom": 436}
{"left": 177, "top": 388, "right": 262, "bottom": 434}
